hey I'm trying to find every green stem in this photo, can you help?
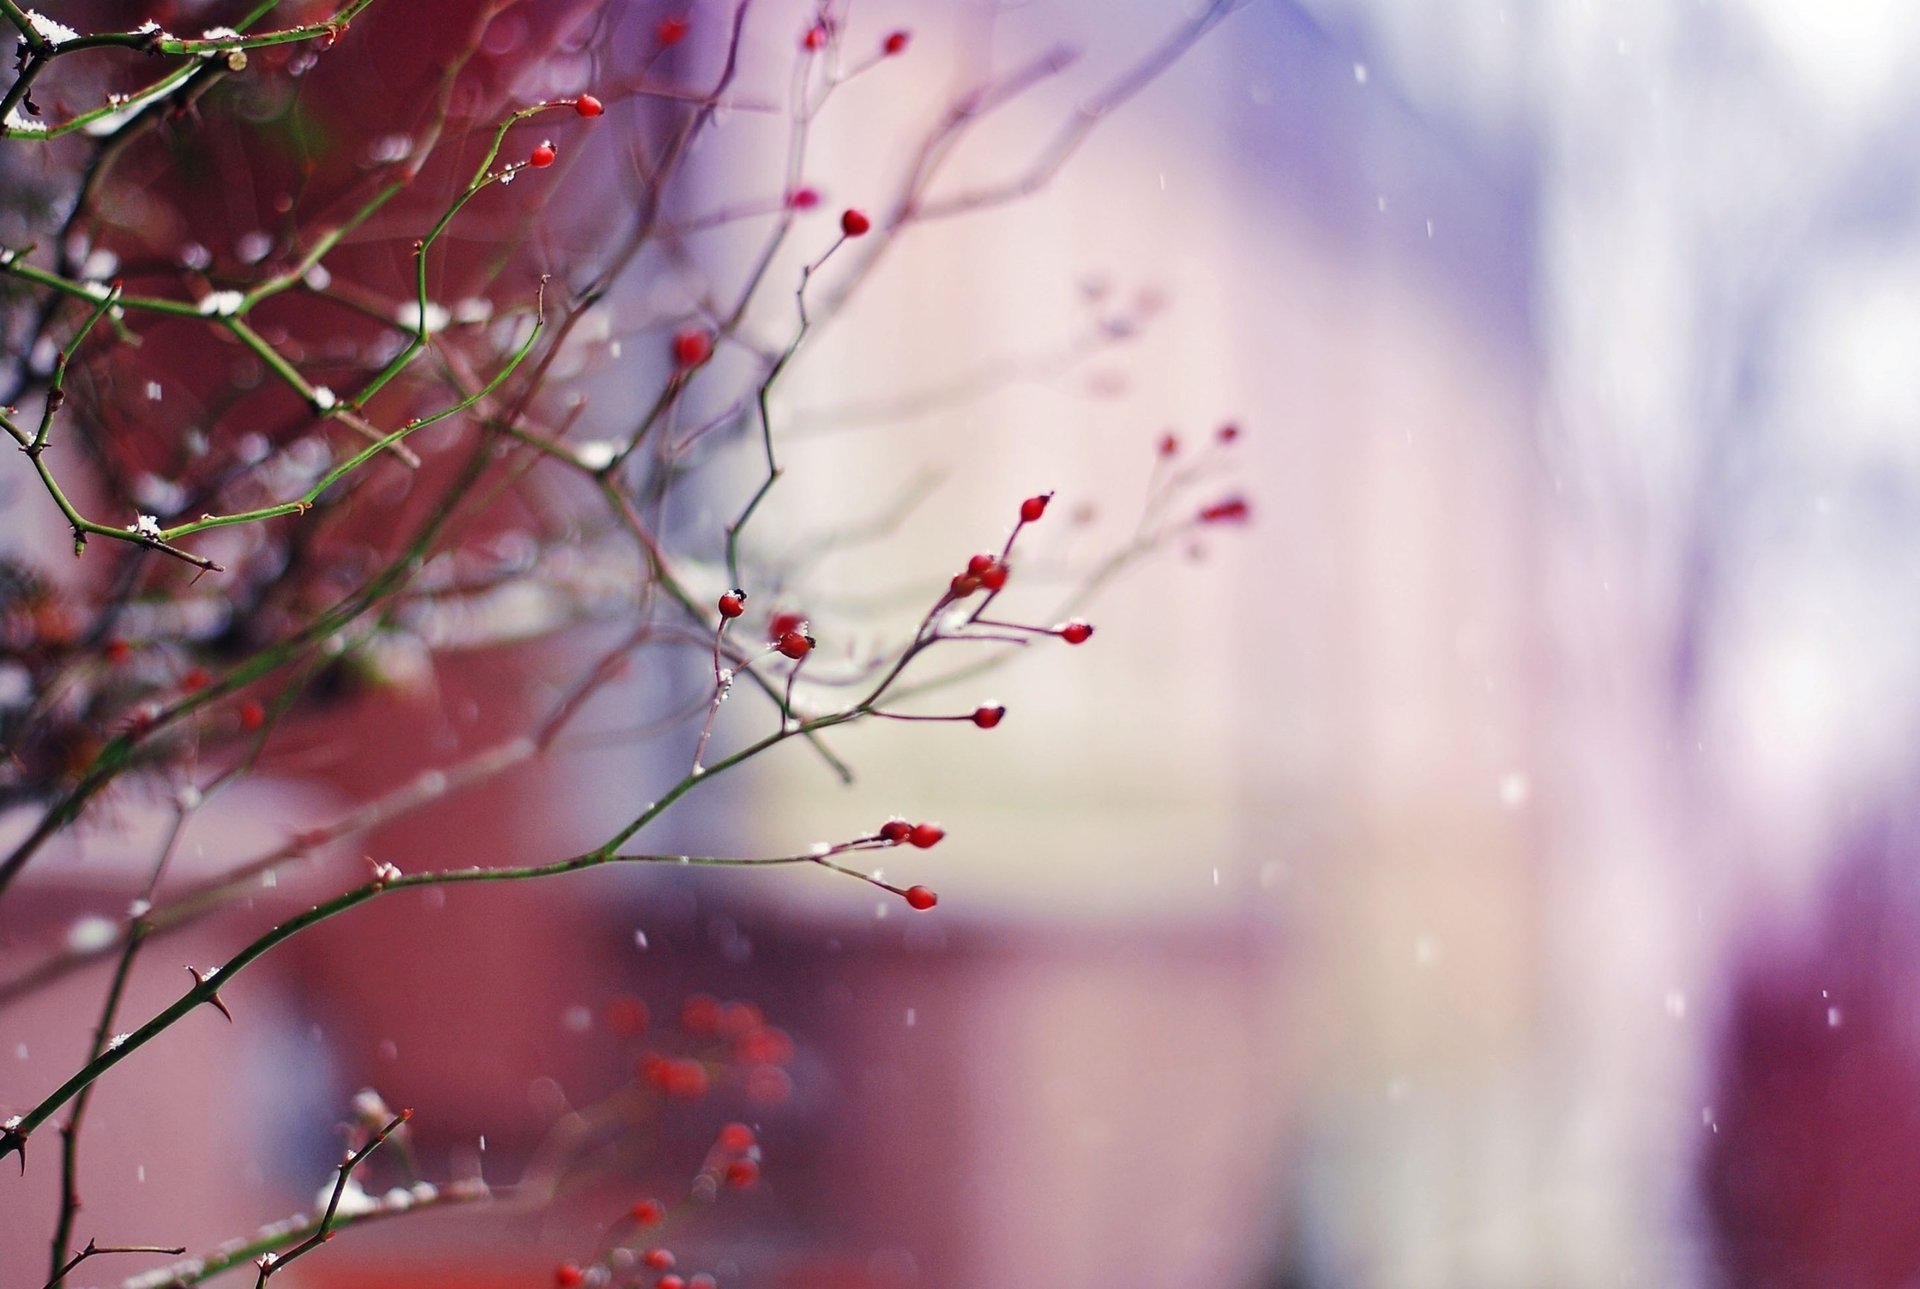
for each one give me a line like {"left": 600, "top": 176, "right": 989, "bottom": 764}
{"left": 1, "top": 842, "right": 846, "bottom": 1157}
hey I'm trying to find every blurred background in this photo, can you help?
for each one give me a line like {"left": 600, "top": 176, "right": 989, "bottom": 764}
{"left": 7, "top": 1, "right": 1920, "bottom": 1286}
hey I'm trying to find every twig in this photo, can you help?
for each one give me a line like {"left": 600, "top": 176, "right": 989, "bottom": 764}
{"left": 252, "top": 1110, "right": 411, "bottom": 1288}
{"left": 42, "top": 1242, "right": 186, "bottom": 1289}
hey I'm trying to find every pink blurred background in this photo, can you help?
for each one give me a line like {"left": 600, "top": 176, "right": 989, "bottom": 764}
{"left": 8, "top": 1, "right": 1920, "bottom": 1287}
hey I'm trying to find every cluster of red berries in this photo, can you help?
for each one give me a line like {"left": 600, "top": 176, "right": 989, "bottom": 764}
{"left": 764, "top": 610, "right": 814, "bottom": 661}
{"left": 878, "top": 818, "right": 944, "bottom": 849}
{"left": 627, "top": 993, "right": 796, "bottom": 1107}
{"left": 551, "top": 1002, "right": 782, "bottom": 1287}
{"left": 556, "top": 1254, "right": 719, "bottom": 1289}
{"left": 709, "top": 1120, "right": 762, "bottom": 1189}
{"left": 949, "top": 551, "right": 1011, "bottom": 599}
{"left": 718, "top": 599, "right": 814, "bottom": 660}
{"left": 639, "top": 1051, "right": 712, "bottom": 1100}
{"left": 872, "top": 820, "right": 942, "bottom": 910}
{"left": 524, "top": 90, "right": 608, "bottom": 171}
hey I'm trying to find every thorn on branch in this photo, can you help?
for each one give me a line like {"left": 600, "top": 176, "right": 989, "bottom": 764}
{"left": 186, "top": 966, "right": 232, "bottom": 1022}
{"left": 2, "top": 1123, "right": 25, "bottom": 1172}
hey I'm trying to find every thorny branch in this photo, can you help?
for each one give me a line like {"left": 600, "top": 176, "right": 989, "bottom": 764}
{"left": 0, "top": 0, "right": 1251, "bottom": 1278}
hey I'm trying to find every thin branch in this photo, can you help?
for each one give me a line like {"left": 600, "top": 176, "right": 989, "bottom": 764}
{"left": 43, "top": 1242, "right": 186, "bottom": 1289}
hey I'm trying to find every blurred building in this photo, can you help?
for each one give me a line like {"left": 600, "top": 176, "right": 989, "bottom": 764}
{"left": 14, "top": 3, "right": 1920, "bottom": 1289}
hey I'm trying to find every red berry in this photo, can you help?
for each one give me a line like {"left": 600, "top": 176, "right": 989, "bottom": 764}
{"left": 554, "top": 1264, "right": 585, "bottom": 1288}
{"left": 717, "top": 1000, "right": 763, "bottom": 1037}
{"left": 802, "top": 23, "right": 828, "bottom": 50}
{"left": 971, "top": 705, "right": 1004, "bottom": 729}
{"left": 631, "top": 1198, "right": 664, "bottom": 1225}
{"left": 746, "top": 1063, "right": 793, "bottom": 1104}
{"left": 1159, "top": 432, "right": 1179, "bottom": 457}
{"left": 1217, "top": 422, "right": 1240, "bottom": 443}
{"left": 104, "top": 637, "right": 131, "bottom": 664}
{"left": 238, "top": 699, "right": 266, "bottom": 731}
{"left": 1019, "top": 493, "right": 1051, "bottom": 523}
{"left": 735, "top": 1024, "right": 794, "bottom": 1065}
{"left": 882, "top": 30, "right": 910, "bottom": 55}
{"left": 839, "top": 208, "right": 871, "bottom": 237}
{"left": 879, "top": 819, "right": 912, "bottom": 844}
{"left": 680, "top": 993, "right": 721, "bottom": 1034}
{"left": 767, "top": 611, "right": 806, "bottom": 640}
{"left": 787, "top": 186, "right": 820, "bottom": 210}
{"left": 656, "top": 15, "right": 689, "bottom": 46}
{"left": 529, "top": 141, "right": 557, "bottom": 168}
{"left": 1198, "top": 496, "right": 1251, "bottom": 524}
{"left": 1059, "top": 620, "right": 1094, "bottom": 645}
{"left": 671, "top": 327, "right": 712, "bottom": 369}
{"left": 904, "top": 885, "right": 938, "bottom": 911}
{"left": 181, "top": 666, "right": 210, "bottom": 693}
{"left": 967, "top": 552, "right": 996, "bottom": 576}
{"left": 718, "top": 589, "right": 746, "bottom": 619}
{"left": 657, "top": 1277, "right": 687, "bottom": 1289}
{"left": 724, "top": 1157, "right": 760, "bottom": 1188}
{"left": 663, "top": 1059, "right": 709, "bottom": 1099}
{"left": 908, "top": 822, "right": 944, "bottom": 849}
{"left": 605, "top": 995, "right": 648, "bottom": 1036}
{"left": 717, "top": 1122, "right": 755, "bottom": 1152}
{"left": 575, "top": 94, "right": 604, "bottom": 117}
{"left": 949, "top": 572, "right": 981, "bottom": 597}
{"left": 776, "top": 629, "right": 813, "bottom": 661}
{"left": 643, "top": 1248, "right": 676, "bottom": 1270}
{"left": 978, "top": 561, "right": 1009, "bottom": 592}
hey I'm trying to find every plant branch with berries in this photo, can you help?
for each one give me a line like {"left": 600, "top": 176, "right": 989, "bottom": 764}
{"left": 0, "top": 3, "right": 1250, "bottom": 1285}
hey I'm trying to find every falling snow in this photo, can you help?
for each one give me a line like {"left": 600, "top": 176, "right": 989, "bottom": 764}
{"left": 66, "top": 915, "right": 117, "bottom": 953}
